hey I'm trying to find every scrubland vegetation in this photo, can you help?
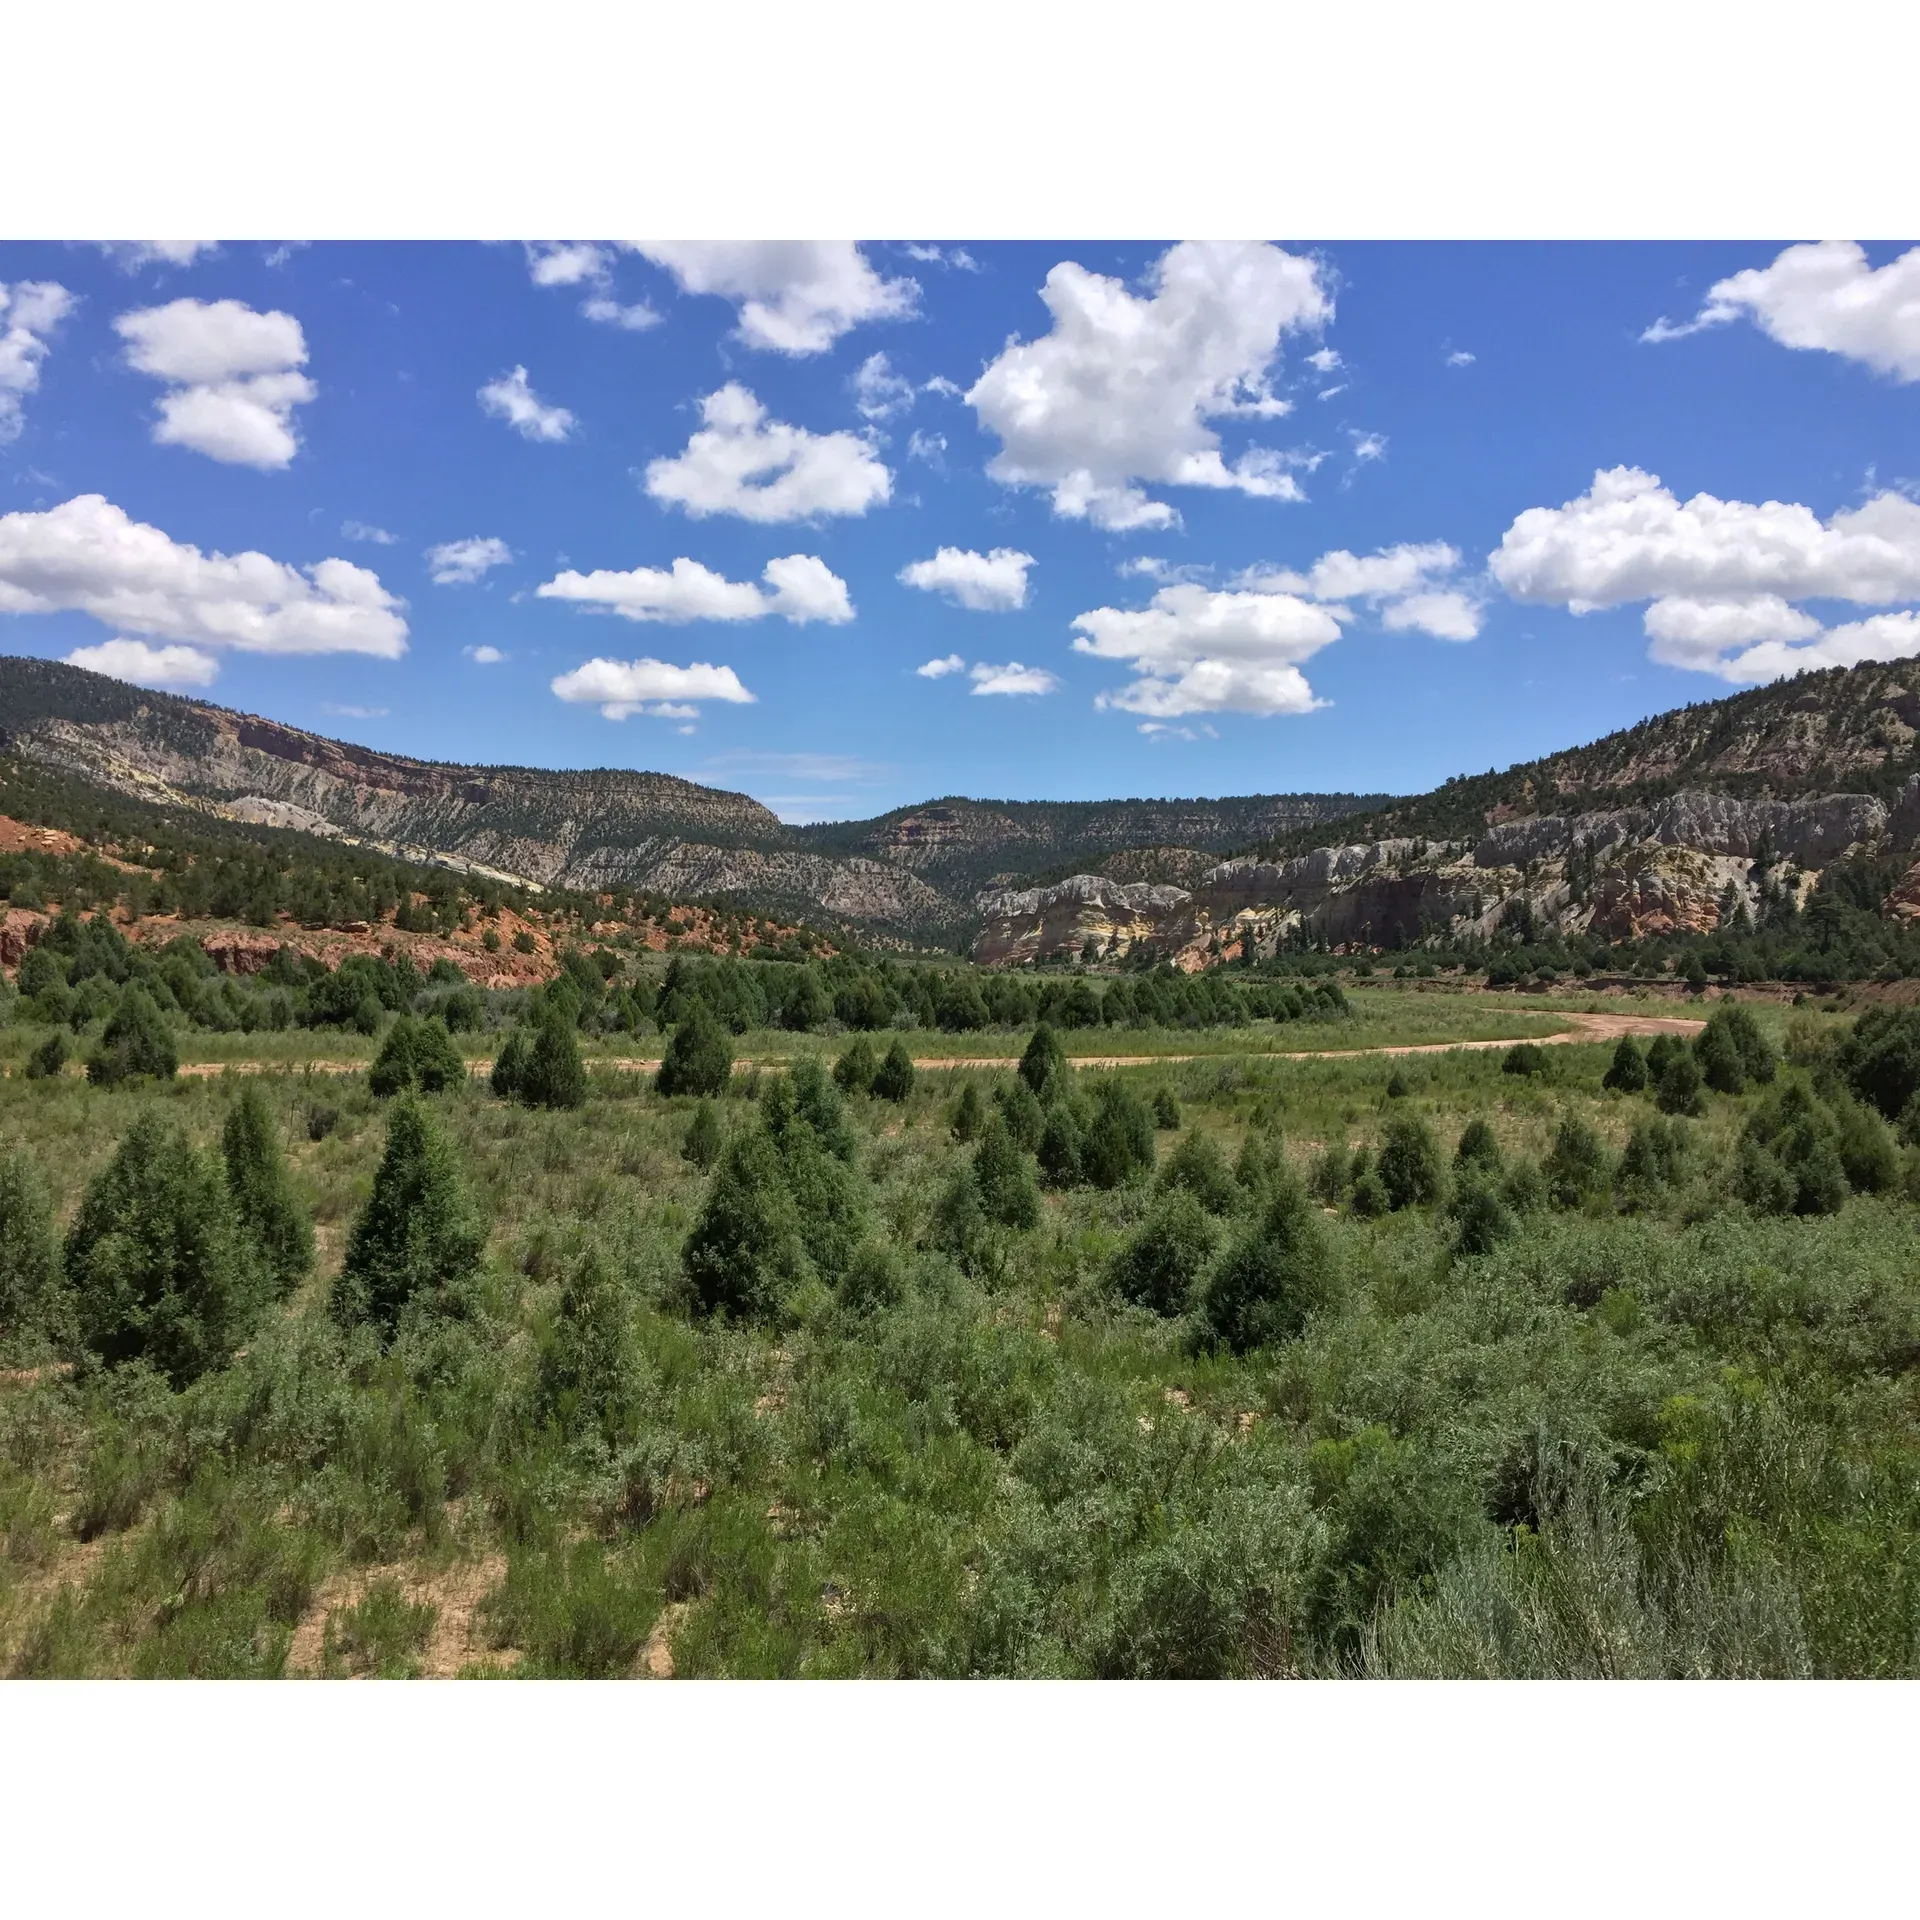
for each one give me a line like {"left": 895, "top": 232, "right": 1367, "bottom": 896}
{"left": 5, "top": 926, "right": 1920, "bottom": 1679}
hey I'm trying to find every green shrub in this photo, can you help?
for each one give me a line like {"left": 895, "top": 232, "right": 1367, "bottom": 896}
{"left": 532, "top": 1247, "right": 640, "bottom": 1443}
{"left": 1502, "top": 1043, "right": 1548, "bottom": 1078}
{"left": 657, "top": 1000, "right": 732, "bottom": 1099}
{"left": 1837, "top": 1006, "right": 1920, "bottom": 1123}
{"left": 950, "top": 1083, "right": 985, "bottom": 1143}
{"left": 0, "top": 1151, "right": 65, "bottom": 1355}
{"left": 1110, "top": 1189, "right": 1218, "bottom": 1316}
{"left": 683, "top": 1100, "right": 723, "bottom": 1171}
{"left": 25, "top": 1028, "right": 69, "bottom": 1080}
{"left": 1447, "top": 1174, "right": 1517, "bottom": 1257}
{"left": 324, "top": 1577, "right": 437, "bottom": 1679}
{"left": 1018, "top": 1024, "right": 1070, "bottom": 1105}
{"left": 1655, "top": 1049, "right": 1705, "bottom": 1116}
{"left": 1544, "top": 1112, "right": 1610, "bottom": 1210}
{"left": 490, "top": 1027, "right": 528, "bottom": 1100}
{"left": 520, "top": 1008, "right": 588, "bottom": 1110}
{"left": 1036, "top": 1100, "right": 1084, "bottom": 1189}
{"left": 1159, "top": 1128, "right": 1237, "bottom": 1215}
{"left": 333, "top": 1097, "right": 487, "bottom": 1337}
{"left": 1196, "top": 1172, "right": 1332, "bottom": 1352}
{"left": 1385, "top": 1068, "right": 1410, "bottom": 1100}
{"left": 1151, "top": 1086, "right": 1182, "bottom": 1130}
{"left": 1454, "top": 1118, "right": 1502, "bottom": 1173}
{"left": 1378, "top": 1114, "right": 1443, "bottom": 1211}
{"left": 1081, "top": 1079, "right": 1156, "bottom": 1190}
{"left": 871, "top": 1038, "right": 915, "bottom": 1104}
{"left": 86, "top": 986, "right": 177, "bottom": 1085}
{"left": 221, "top": 1084, "right": 313, "bottom": 1297}
{"left": 368, "top": 1014, "right": 422, "bottom": 1097}
{"left": 1602, "top": 1037, "right": 1647, "bottom": 1093}
{"left": 995, "top": 1077, "right": 1045, "bottom": 1150}
{"left": 1615, "top": 1118, "right": 1689, "bottom": 1209}
{"left": 1831, "top": 1095, "right": 1898, "bottom": 1195}
{"left": 1739, "top": 1085, "right": 1848, "bottom": 1218}
{"left": 832, "top": 1037, "right": 878, "bottom": 1095}
{"left": 66, "top": 1112, "right": 265, "bottom": 1386}
{"left": 681, "top": 1126, "right": 805, "bottom": 1320}
{"left": 974, "top": 1114, "right": 1041, "bottom": 1230}
{"left": 1309, "top": 1139, "right": 1351, "bottom": 1207}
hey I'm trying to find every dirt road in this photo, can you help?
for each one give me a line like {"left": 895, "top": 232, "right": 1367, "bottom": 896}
{"left": 172, "top": 1010, "right": 1703, "bottom": 1080}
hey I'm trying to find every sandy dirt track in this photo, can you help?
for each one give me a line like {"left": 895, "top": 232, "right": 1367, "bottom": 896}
{"left": 172, "top": 1010, "right": 1704, "bottom": 1079}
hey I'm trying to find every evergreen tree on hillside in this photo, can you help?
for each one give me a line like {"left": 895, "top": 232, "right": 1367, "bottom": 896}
{"left": 1378, "top": 1114, "right": 1443, "bottom": 1210}
{"left": 1110, "top": 1189, "right": 1217, "bottom": 1316}
{"left": 66, "top": 1112, "right": 264, "bottom": 1386}
{"left": 490, "top": 1027, "right": 529, "bottom": 1101}
{"left": 871, "top": 1037, "right": 916, "bottom": 1104}
{"left": 532, "top": 1247, "right": 639, "bottom": 1444}
{"left": 1082, "top": 1079, "right": 1156, "bottom": 1189}
{"left": 221, "top": 1083, "right": 313, "bottom": 1297}
{"left": 951, "top": 1082, "right": 985, "bottom": 1143}
{"left": 833, "top": 1036, "right": 878, "bottom": 1095}
{"left": 334, "top": 1097, "right": 486, "bottom": 1337}
{"left": 86, "top": 985, "right": 177, "bottom": 1085}
{"left": 681, "top": 1126, "right": 806, "bottom": 1320}
{"left": 520, "top": 1006, "right": 588, "bottom": 1110}
{"left": 1019, "top": 1024, "right": 1070, "bottom": 1105}
{"left": 1196, "top": 1171, "right": 1332, "bottom": 1353}
{"left": 1602, "top": 1036, "right": 1647, "bottom": 1093}
{"left": 369, "top": 1014, "right": 421, "bottom": 1097}
{"left": 657, "top": 999, "right": 732, "bottom": 1099}
{"left": 974, "top": 1112, "right": 1041, "bottom": 1230}
{"left": 0, "top": 1151, "right": 66, "bottom": 1357}
{"left": 683, "top": 1100, "right": 723, "bottom": 1171}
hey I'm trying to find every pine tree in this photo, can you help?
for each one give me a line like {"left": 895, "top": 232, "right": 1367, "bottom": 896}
{"left": 974, "top": 1113, "right": 1041, "bottom": 1230}
{"left": 681, "top": 1126, "right": 806, "bottom": 1319}
{"left": 1018, "top": 1023, "right": 1070, "bottom": 1105}
{"left": 683, "top": 1100, "right": 723, "bottom": 1171}
{"left": 490, "top": 1027, "right": 529, "bottom": 1100}
{"left": 1454, "top": 1118, "right": 1503, "bottom": 1174}
{"left": 520, "top": 1007, "right": 588, "bottom": 1109}
{"left": 411, "top": 1016, "right": 469, "bottom": 1094}
{"left": 871, "top": 1037, "right": 916, "bottom": 1104}
{"left": 1152, "top": 1086, "right": 1182, "bottom": 1130}
{"left": 334, "top": 1097, "right": 486, "bottom": 1337}
{"left": 950, "top": 1082, "right": 985, "bottom": 1143}
{"left": 1036, "top": 1099, "right": 1084, "bottom": 1189}
{"left": 1543, "top": 1111, "right": 1610, "bottom": 1209}
{"left": 1109, "top": 1189, "right": 1217, "bottom": 1315}
{"left": 1601, "top": 1036, "right": 1647, "bottom": 1093}
{"left": 1197, "top": 1172, "right": 1331, "bottom": 1353}
{"left": 66, "top": 1112, "right": 265, "bottom": 1386}
{"left": 1655, "top": 1049, "right": 1705, "bottom": 1116}
{"left": 86, "top": 985, "right": 177, "bottom": 1085}
{"left": 1159, "top": 1127, "right": 1237, "bottom": 1215}
{"left": 1447, "top": 1174, "right": 1517, "bottom": 1257}
{"left": 833, "top": 1036, "right": 878, "bottom": 1095}
{"left": 657, "top": 999, "right": 732, "bottom": 1099}
{"left": 532, "top": 1247, "right": 638, "bottom": 1442}
{"left": 368, "top": 1014, "right": 421, "bottom": 1097}
{"left": 0, "top": 1151, "right": 65, "bottom": 1357}
{"left": 1082, "top": 1079, "right": 1156, "bottom": 1189}
{"left": 221, "top": 1083, "right": 314, "bottom": 1297}
{"left": 1377, "top": 1114, "right": 1444, "bottom": 1210}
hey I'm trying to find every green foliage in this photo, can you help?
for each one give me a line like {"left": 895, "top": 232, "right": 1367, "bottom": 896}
{"left": 334, "top": 1098, "right": 486, "bottom": 1337}
{"left": 974, "top": 1114, "right": 1041, "bottom": 1231}
{"left": 1377, "top": 1114, "right": 1443, "bottom": 1211}
{"left": 1454, "top": 1118, "right": 1502, "bottom": 1173}
{"left": 1310, "top": 1139, "right": 1351, "bottom": 1207}
{"left": 1151, "top": 1086, "right": 1181, "bottom": 1130}
{"left": 1159, "top": 1128, "right": 1238, "bottom": 1215}
{"left": 1738, "top": 1085, "right": 1848, "bottom": 1218}
{"left": 490, "top": 1027, "right": 528, "bottom": 1101}
{"left": 370, "top": 1014, "right": 469, "bottom": 1099}
{"left": 1654, "top": 1047, "right": 1705, "bottom": 1116}
{"left": 1036, "top": 1100, "right": 1084, "bottom": 1189}
{"left": 26, "top": 1028, "right": 69, "bottom": 1079}
{"left": 1615, "top": 1118, "right": 1689, "bottom": 1210}
{"left": 1384, "top": 1068, "right": 1410, "bottom": 1100}
{"left": 681, "top": 1126, "right": 806, "bottom": 1320}
{"left": 0, "top": 1150, "right": 64, "bottom": 1355}
{"left": 1837, "top": 1006, "right": 1920, "bottom": 1123}
{"left": 683, "top": 1100, "right": 723, "bottom": 1171}
{"left": 324, "top": 1578, "right": 437, "bottom": 1679}
{"left": 1502, "top": 1043, "right": 1548, "bottom": 1077}
{"left": 1018, "top": 1024, "right": 1070, "bottom": 1105}
{"left": 86, "top": 985, "right": 177, "bottom": 1085}
{"left": 1196, "top": 1172, "right": 1332, "bottom": 1353}
{"left": 1081, "top": 1078, "right": 1156, "bottom": 1190}
{"left": 994, "top": 1077, "right": 1045, "bottom": 1150}
{"left": 657, "top": 999, "right": 733, "bottom": 1099}
{"left": 1602, "top": 1036, "right": 1647, "bottom": 1093}
{"left": 1109, "top": 1189, "right": 1218, "bottom": 1315}
{"left": 1544, "top": 1112, "right": 1611, "bottom": 1210}
{"left": 66, "top": 1112, "right": 265, "bottom": 1386}
{"left": 532, "top": 1248, "right": 640, "bottom": 1444}
{"left": 871, "top": 1038, "right": 915, "bottom": 1104}
{"left": 1830, "top": 1094, "right": 1898, "bottom": 1195}
{"left": 832, "top": 1036, "right": 878, "bottom": 1095}
{"left": 520, "top": 1008, "right": 588, "bottom": 1110}
{"left": 950, "top": 1082, "right": 985, "bottom": 1143}
{"left": 221, "top": 1084, "right": 313, "bottom": 1297}
{"left": 1447, "top": 1174, "right": 1518, "bottom": 1258}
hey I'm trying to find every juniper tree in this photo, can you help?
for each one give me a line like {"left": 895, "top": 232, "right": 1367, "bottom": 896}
{"left": 0, "top": 1151, "right": 65, "bottom": 1357}
{"left": 1447, "top": 1174, "right": 1517, "bottom": 1258}
{"left": 368, "top": 1014, "right": 422, "bottom": 1097}
{"left": 221, "top": 1083, "right": 314, "bottom": 1297}
{"left": 26, "top": 1029, "right": 69, "bottom": 1079}
{"left": 657, "top": 999, "right": 732, "bottom": 1099}
{"left": 65, "top": 1112, "right": 265, "bottom": 1386}
{"left": 1602, "top": 1036, "right": 1647, "bottom": 1093}
{"left": 1036, "top": 1099, "right": 1084, "bottom": 1188}
{"left": 950, "top": 1082, "right": 985, "bottom": 1143}
{"left": 1502, "top": 1043, "right": 1548, "bottom": 1078}
{"left": 1082, "top": 1078, "right": 1156, "bottom": 1189}
{"left": 1309, "top": 1139, "right": 1352, "bottom": 1208}
{"left": 1454, "top": 1118, "right": 1503, "bottom": 1174}
{"left": 1655, "top": 1048, "right": 1705, "bottom": 1116}
{"left": 974, "top": 1112, "right": 1041, "bottom": 1231}
{"left": 871, "top": 1037, "right": 916, "bottom": 1104}
{"left": 334, "top": 1097, "right": 486, "bottom": 1337}
{"left": 683, "top": 1100, "right": 723, "bottom": 1171}
{"left": 833, "top": 1036, "right": 878, "bottom": 1095}
{"left": 532, "top": 1247, "right": 639, "bottom": 1443}
{"left": 490, "top": 1027, "right": 529, "bottom": 1101}
{"left": 1110, "top": 1188, "right": 1217, "bottom": 1316}
{"left": 681, "top": 1125, "right": 806, "bottom": 1320}
{"left": 1543, "top": 1111, "right": 1610, "bottom": 1210}
{"left": 1159, "top": 1127, "right": 1238, "bottom": 1215}
{"left": 1018, "top": 1023, "right": 1070, "bottom": 1105}
{"left": 86, "top": 985, "right": 177, "bottom": 1085}
{"left": 1196, "top": 1171, "right": 1331, "bottom": 1353}
{"left": 410, "top": 1016, "right": 469, "bottom": 1094}
{"left": 520, "top": 1006, "right": 588, "bottom": 1110}
{"left": 995, "top": 1076, "right": 1045, "bottom": 1149}
{"left": 1152, "top": 1086, "right": 1182, "bottom": 1130}
{"left": 1378, "top": 1114, "right": 1444, "bottom": 1210}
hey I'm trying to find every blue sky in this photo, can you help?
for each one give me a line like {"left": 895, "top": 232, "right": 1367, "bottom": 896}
{"left": 2, "top": 238, "right": 1918, "bottom": 822}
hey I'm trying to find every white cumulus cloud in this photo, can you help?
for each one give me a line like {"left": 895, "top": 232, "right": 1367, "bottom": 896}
{"left": 66, "top": 638, "right": 220, "bottom": 689}
{"left": 1642, "top": 240, "right": 1920, "bottom": 381}
{"left": 965, "top": 240, "right": 1330, "bottom": 530}
{"left": 478, "top": 365, "right": 575, "bottom": 442}
{"left": 0, "top": 281, "right": 74, "bottom": 445}
{"left": 1072, "top": 583, "right": 1342, "bottom": 717}
{"left": 898, "top": 546, "right": 1033, "bottom": 612}
{"left": 645, "top": 384, "right": 891, "bottom": 523}
{"left": 550, "top": 656, "right": 756, "bottom": 721}
{"left": 100, "top": 242, "right": 218, "bottom": 271}
{"left": 636, "top": 242, "right": 917, "bottom": 354}
{"left": 536, "top": 552, "right": 853, "bottom": 625}
{"left": 851, "top": 351, "right": 915, "bottom": 421}
{"left": 1242, "top": 540, "right": 1484, "bottom": 642}
{"left": 465, "top": 644, "right": 506, "bottom": 664}
{"left": 969, "top": 662, "right": 1061, "bottom": 697}
{"left": 341, "top": 519, "right": 397, "bottom": 545}
{"left": 523, "top": 242, "right": 660, "bottom": 331}
{"left": 114, "top": 298, "right": 313, "bottom": 468}
{"left": 0, "top": 493, "right": 408, "bottom": 657}
{"left": 917, "top": 653, "right": 966, "bottom": 678}
{"left": 1491, "top": 465, "right": 1920, "bottom": 683}
{"left": 427, "top": 536, "right": 513, "bottom": 586}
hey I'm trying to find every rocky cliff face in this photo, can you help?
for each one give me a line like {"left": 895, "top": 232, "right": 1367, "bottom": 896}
{"left": 972, "top": 781, "right": 1920, "bottom": 967}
